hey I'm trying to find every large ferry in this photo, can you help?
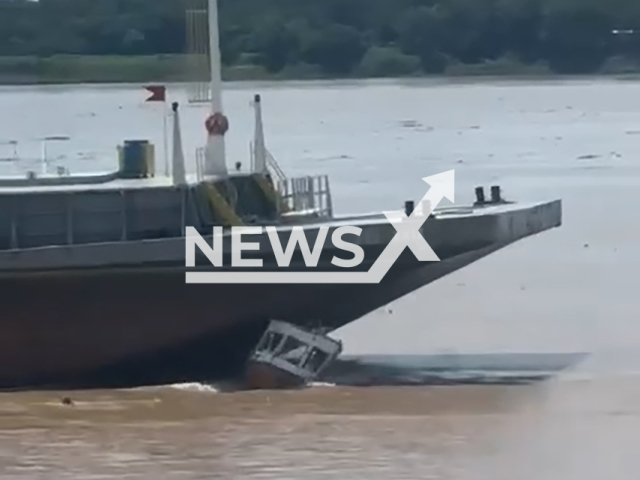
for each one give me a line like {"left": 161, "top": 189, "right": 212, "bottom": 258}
{"left": 0, "top": 0, "right": 561, "bottom": 390}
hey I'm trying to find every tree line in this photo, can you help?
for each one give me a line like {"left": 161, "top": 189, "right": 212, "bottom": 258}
{"left": 1, "top": 0, "right": 640, "bottom": 77}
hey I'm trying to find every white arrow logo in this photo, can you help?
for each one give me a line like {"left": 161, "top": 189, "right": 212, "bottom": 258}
{"left": 186, "top": 170, "right": 455, "bottom": 284}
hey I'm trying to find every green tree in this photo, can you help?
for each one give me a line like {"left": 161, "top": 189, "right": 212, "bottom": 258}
{"left": 0, "top": 0, "right": 638, "bottom": 79}
{"left": 542, "top": 5, "right": 613, "bottom": 73}
{"left": 395, "top": 6, "right": 448, "bottom": 72}
{"left": 301, "top": 24, "right": 366, "bottom": 74}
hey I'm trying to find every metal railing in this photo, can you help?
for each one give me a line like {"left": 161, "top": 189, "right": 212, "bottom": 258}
{"left": 0, "top": 140, "right": 18, "bottom": 162}
{"left": 195, "top": 147, "right": 333, "bottom": 219}
{"left": 250, "top": 142, "right": 286, "bottom": 186}
{"left": 266, "top": 150, "right": 287, "bottom": 186}
{"left": 0, "top": 137, "right": 71, "bottom": 175}
{"left": 185, "top": 7, "right": 211, "bottom": 104}
{"left": 195, "top": 146, "right": 205, "bottom": 181}
{"left": 249, "top": 141, "right": 333, "bottom": 218}
{"left": 276, "top": 175, "right": 333, "bottom": 218}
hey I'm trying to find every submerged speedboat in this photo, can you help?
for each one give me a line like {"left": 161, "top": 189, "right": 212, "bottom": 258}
{"left": 0, "top": 0, "right": 562, "bottom": 391}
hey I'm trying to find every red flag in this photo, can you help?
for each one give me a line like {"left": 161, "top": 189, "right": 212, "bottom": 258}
{"left": 145, "top": 85, "right": 166, "bottom": 102}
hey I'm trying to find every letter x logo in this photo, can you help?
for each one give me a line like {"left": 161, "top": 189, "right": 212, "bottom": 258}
{"left": 383, "top": 201, "right": 439, "bottom": 262}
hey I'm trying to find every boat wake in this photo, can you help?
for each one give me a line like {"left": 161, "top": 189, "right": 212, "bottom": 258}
{"left": 308, "top": 381, "right": 337, "bottom": 388}
{"left": 318, "top": 352, "right": 589, "bottom": 387}
{"left": 169, "top": 382, "right": 220, "bottom": 393}
{"left": 159, "top": 353, "right": 588, "bottom": 393}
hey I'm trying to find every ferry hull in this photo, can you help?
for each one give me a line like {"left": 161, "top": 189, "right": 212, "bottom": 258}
{"left": 0, "top": 196, "right": 562, "bottom": 390}
{"left": 0, "top": 245, "right": 501, "bottom": 390}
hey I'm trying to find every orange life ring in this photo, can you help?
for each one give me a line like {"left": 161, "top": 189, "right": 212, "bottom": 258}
{"left": 205, "top": 112, "right": 229, "bottom": 136}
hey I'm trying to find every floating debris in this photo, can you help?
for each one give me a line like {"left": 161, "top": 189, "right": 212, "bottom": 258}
{"left": 400, "top": 120, "right": 421, "bottom": 128}
{"left": 76, "top": 152, "right": 97, "bottom": 161}
{"left": 315, "top": 154, "right": 353, "bottom": 162}
{"left": 577, "top": 154, "right": 601, "bottom": 160}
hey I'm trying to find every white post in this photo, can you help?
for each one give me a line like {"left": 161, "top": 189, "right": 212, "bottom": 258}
{"left": 41, "top": 140, "right": 47, "bottom": 175}
{"left": 253, "top": 94, "right": 267, "bottom": 174}
{"left": 171, "top": 102, "right": 187, "bottom": 186}
{"left": 163, "top": 105, "right": 169, "bottom": 177}
{"left": 325, "top": 175, "right": 333, "bottom": 217}
{"left": 203, "top": 0, "right": 228, "bottom": 177}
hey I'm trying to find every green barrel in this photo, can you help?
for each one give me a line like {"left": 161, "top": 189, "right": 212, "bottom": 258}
{"left": 119, "top": 140, "right": 149, "bottom": 179}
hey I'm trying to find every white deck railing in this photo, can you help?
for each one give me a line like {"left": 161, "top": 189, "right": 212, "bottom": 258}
{"left": 276, "top": 175, "right": 333, "bottom": 218}
{"left": 197, "top": 146, "right": 333, "bottom": 219}
{"left": 250, "top": 142, "right": 286, "bottom": 186}
{"left": 185, "top": 7, "right": 211, "bottom": 104}
{"left": 195, "top": 146, "right": 205, "bottom": 181}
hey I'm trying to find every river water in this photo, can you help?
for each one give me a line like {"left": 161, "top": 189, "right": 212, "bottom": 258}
{"left": 0, "top": 77, "right": 639, "bottom": 478}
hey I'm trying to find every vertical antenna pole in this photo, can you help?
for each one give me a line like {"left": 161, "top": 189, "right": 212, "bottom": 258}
{"left": 253, "top": 94, "right": 267, "bottom": 174}
{"left": 208, "top": 0, "right": 222, "bottom": 116}
{"left": 203, "top": 0, "right": 228, "bottom": 177}
{"left": 172, "top": 102, "right": 187, "bottom": 186}
{"left": 163, "top": 104, "right": 169, "bottom": 176}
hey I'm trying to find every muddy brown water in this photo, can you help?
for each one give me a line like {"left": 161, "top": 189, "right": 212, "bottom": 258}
{"left": 1, "top": 77, "right": 640, "bottom": 478}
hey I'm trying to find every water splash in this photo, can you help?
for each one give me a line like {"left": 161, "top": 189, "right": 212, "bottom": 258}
{"left": 169, "top": 382, "right": 219, "bottom": 393}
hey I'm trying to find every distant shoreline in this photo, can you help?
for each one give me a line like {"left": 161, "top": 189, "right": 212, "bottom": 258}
{"left": 2, "top": 54, "right": 640, "bottom": 87}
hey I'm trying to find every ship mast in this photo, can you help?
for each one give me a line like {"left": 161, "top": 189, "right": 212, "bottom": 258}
{"left": 203, "top": 0, "right": 228, "bottom": 177}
